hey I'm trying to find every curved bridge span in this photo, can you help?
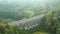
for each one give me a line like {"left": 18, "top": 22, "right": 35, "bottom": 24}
{"left": 8, "top": 14, "right": 46, "bottom": 30}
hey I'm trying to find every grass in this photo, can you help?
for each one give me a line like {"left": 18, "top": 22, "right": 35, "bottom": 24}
{"left": 33, "top": 32, "right": 50, "bottom": 34}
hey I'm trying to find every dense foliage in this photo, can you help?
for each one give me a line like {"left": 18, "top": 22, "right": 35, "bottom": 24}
{"left": 0, "top": 0, "right": 60, "bottom": 34}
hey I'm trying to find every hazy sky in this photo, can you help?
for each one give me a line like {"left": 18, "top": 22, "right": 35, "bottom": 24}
{"left": 0, "top": 0, "right": 60, "bottom": 8}
{"left": 0, "top": 0, "right": 59, "bottom": 4}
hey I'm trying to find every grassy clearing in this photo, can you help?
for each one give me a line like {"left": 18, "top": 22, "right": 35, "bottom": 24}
{"left": 33, "top": 32, "right": 50, "bottom": 34}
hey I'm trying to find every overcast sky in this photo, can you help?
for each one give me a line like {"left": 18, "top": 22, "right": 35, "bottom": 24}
{"left": 0, "top": 0, "right": 59, "bottom": 4}
{"left": 0, "top": 0, "right": 60, "bottom": 8}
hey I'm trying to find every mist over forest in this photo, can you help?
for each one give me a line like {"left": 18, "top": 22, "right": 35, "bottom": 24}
{"left": 0, "top": 0, "right": 60, "bottom": 34}
{"left": 0, "top": 0, "right": 60, "bottom": 20}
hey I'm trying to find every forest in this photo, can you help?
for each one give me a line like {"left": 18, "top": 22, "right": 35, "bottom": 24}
{"left": 0, "top": 0, "right": 60, "bottom": 34}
